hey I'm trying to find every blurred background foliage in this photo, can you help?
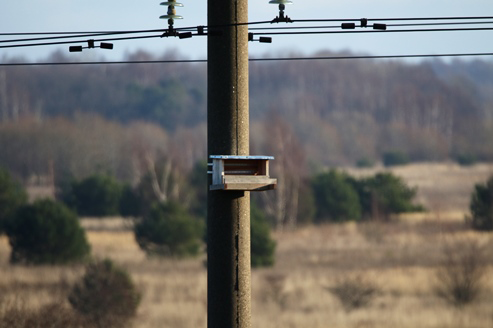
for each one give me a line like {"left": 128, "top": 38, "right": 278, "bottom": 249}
{"left": 1, "top": 50, "right": 493, "bottom": 184}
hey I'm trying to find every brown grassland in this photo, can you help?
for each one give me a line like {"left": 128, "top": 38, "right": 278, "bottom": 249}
{"left": 1, "top": 162, "right": 493, "bottom": 327}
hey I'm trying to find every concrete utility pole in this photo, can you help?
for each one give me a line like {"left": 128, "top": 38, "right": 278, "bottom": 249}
{"left": 207, "top": 0, "right": 251, "bottom": 327}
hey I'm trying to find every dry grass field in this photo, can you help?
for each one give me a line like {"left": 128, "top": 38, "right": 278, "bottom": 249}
{"left": 1, "top": 163, "right": 493, "bottom": 327}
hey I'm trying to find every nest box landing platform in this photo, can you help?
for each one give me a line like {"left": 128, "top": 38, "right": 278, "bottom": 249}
{"left": 209, "top": 155, "right": 277, "bottom": 191}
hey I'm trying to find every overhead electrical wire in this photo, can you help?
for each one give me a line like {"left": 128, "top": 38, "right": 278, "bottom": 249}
{"left": 291, "top": 16, "right": 493, "bottom": 23}
{"left": 1, "top": 15, "right": 493, "bottom": 45}
{"left": 0, "top": 26, "right": 201, "bottom": 43}
{"left": 0, "top": 29, "right": 164, "bottom": 36}
{"left": 385, "top": 21, "right": 493, "bottom": 27}
{"left": 2, "top": 15, "right": 493, "bottom": 37}
{"left": 0, "top": 34, "right": 163, "bottom": 49}
{"left": 250, "top": 52, "right": 493, "bottom": 61}
{"left": 0, "top": 15, "right": 492, "bottom": 53}
{"left": 0, "top": 26, "right": 205, "bottom": 49}
{"left": 1, "top": 52, "right": 492, "bottom": 67}
{"left": 2, "top": 18, "right": 492, "bottom": 39}
{"left": 0, "top": 31, "right": 160, "bottom": 44}
{"left": 248, "top": 20, "right": 493, "bottom": 31}
{"left": 4, "top": 20, "right": 493, "bottom": 39}
{"left": 2, "top": 25, "right": 493, "bottom": 49}
{"left": 252, "top": 27, "right": 493, "bottom": 36}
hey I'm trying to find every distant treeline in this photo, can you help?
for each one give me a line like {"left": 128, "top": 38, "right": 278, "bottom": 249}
{"left": 1, "top": 49, "right": 493, "bottom": 179}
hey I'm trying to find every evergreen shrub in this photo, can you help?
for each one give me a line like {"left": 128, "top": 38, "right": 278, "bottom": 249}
{"left": 352, "top": 172, "right": 422, "bottom": 220}
{"left": 63, "top": 174, "right": 123, "bottom": 217}
{"left": 455, "top": 153, "right": 478, "bottom": 166}
{"left": 0, "top": 167, "right": 27, "bottom": 233}
{"left": 310, "top": 170, "right": 422, "bottom": 222}
{"left": 251, "top": 204, "right": 276, "bottom": 268}
{"left": 134, "top": 201, "right": 204, "bottom": 257}
{"left": 355, "top": 158, "right": 375, "bottom": 168}
{"left": 6, "top": 199, "right": 90, "bottom": 264}
{"left": 312, "top": 170, "right": 361, "bottom": 222}
{"left": 468, "top": 175, "right": 493, "bottom": 231}
{"left": 69, "top": 259, "right": 141, "bottom": 328}
{"left": 119, "top": 184, "right": 142, "bottom": 217}
{"left": 382, "top": 151, "right": 409, "bottom": 167}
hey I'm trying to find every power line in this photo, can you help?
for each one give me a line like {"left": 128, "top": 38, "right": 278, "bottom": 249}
{"left": 0, "top": 31, "right": 159, "bottom": 45}
{"left": 0, "top": 34, "right": 164, "bottom": 49}
{"left": 250, "top": 52, "right": 493, "bottom": 61}
{"left": 254, "top": 27, "right": 493, "bottom": 36}
{"left": 0, "top": 27, "right": 203, "bottom": 44}
{"left": 2, "top": 25, "right": 492, "bottom": 50}
{"left": 0, "top": 21, "right": 273, "bottom": 43}
{"left": 2, "top": 15, "right": 493, "bottom": 46}
{"left": 292, "top": 16, "right": 493, "bottom": 23}
{"left": 0, "top": 59, "right": 206, "bottom": 66}
{"left": 389, "top": 21, "right": 493, "bottom": 27}
{"left": 1, "top": 52, "right": 492, "bottom": 67}
{"left": 3, "top": 15, "right": 493, "bottom": 37}
{"left": 0, "top": 29, "right": 163, "bottom": 36}
{"left": 249, "top": 20, "right": 493, "bottom": 31}
{"left": 0, "top": 25, "right": 206, "bottom": 38}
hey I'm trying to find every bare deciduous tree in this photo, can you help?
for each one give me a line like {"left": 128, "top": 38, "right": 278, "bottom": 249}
{"left": 260, "top": 111, "right": 305, "bottom": 230}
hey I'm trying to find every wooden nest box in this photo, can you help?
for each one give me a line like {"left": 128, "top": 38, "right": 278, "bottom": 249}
{"left": 209, "top": 155, "right": 277, "bottom": 191}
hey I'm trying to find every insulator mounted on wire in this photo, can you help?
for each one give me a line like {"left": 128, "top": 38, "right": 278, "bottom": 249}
{"left": 160, "top": 1, "right": 184, "bottom": 36}
{"left": 248, "top": 32, "right": 272, "bottom": 43}
{"left": 68, "top": 39, "right": 113, "bottom": 53}
{"left": 159, "top": 1, "right": 184, "bottom": 20}
{"left": 269, "top": 0, "right": 293, "bottom": 23}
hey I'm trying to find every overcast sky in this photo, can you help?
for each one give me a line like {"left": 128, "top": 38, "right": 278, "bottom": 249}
{"left": 2, "top": 0, "right": 493, "bottom": 62}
